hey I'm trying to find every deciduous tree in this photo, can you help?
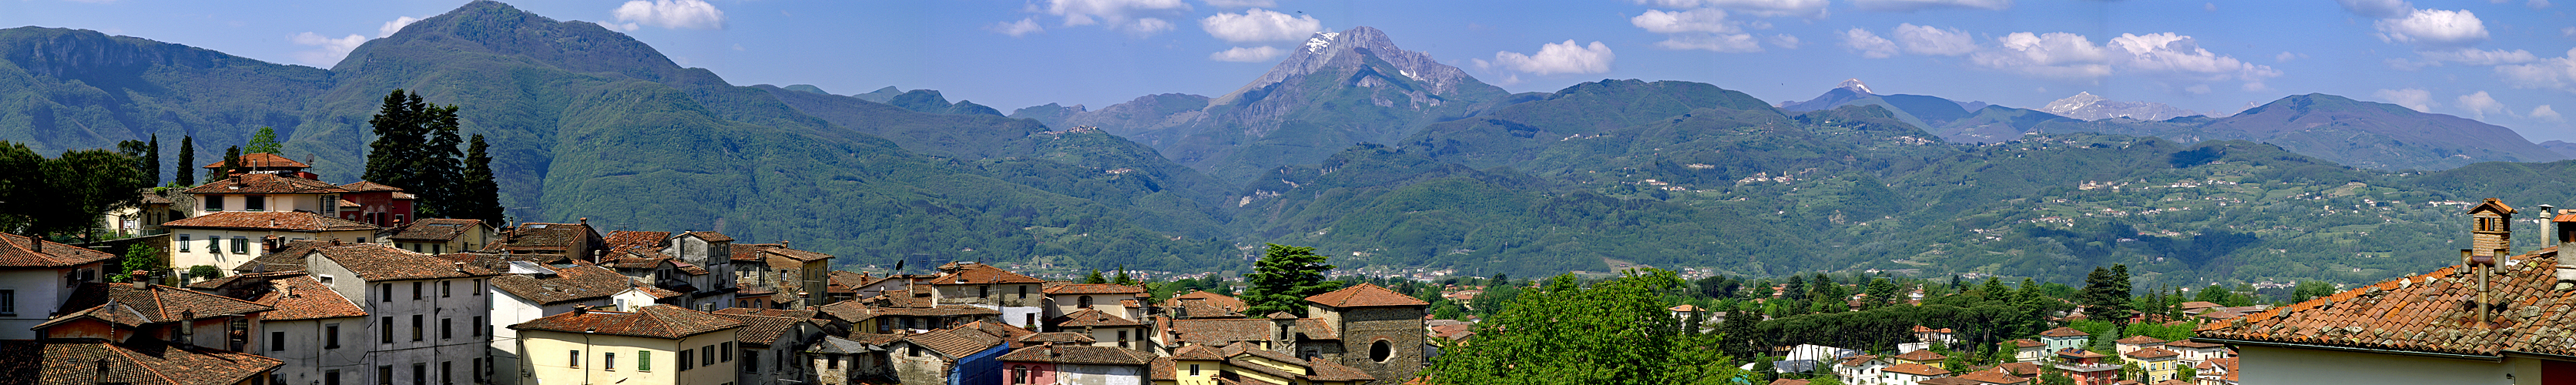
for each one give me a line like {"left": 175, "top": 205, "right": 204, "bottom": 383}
{"left": 1426, "top": 270, "right": 1741, "bottom": 385}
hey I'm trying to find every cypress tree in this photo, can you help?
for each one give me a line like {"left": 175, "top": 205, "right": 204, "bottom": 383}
{"left": 174, "top": 136, "right": 195, "bottom": 186}
{"left": 144, "top": 135, "right": 159, "bottom": 185}
{"left": 458, "top": 134, "right": 504, "bottom": 225}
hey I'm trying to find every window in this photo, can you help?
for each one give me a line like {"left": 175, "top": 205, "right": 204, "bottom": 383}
{"left": 473, "top": 358, "right": 485, "bottom": 381}
{"left": 0, "top": 290, "right": 13, "bottom": 315}
{"left": 1189, "top": 364, "right": 1200, "bottom": 376}
{"left": 1078, "top": 296, "right": 1092, "bottom": 308}
{"left": 703, "top": 346, "right": 715, "bottom": 365}
{"left": 413, "top": 282, "right": 422, "bottom": 300}
{"left": 230, "top": 237, "right": 248, "bottom": 254}
{"left": 324, "top": 370, "right": 340, "bottom": 385}
{"left": 1370, "top": 340, "right": 1394, "bottom": 363}
{"left": 441, "top": 361, "right": 451, "bottom": 385}
{"left": 381, "top": 284, "right": 392, "bottom": 302}
{"left": 909, "top": 346, "right": 923, "bottom": 357}
{"left": 179, "top": 235, "right": 190, "bottom": 252}
{"left": 605, "top": 353, "right": 616, "bottom": 370}
{"left": 411, "top": 314, "right": 422, "bottom": 341}
{"left": 441, "top": 318, "right": 451, "bottom": 340}
{"left": 375, "top": 366, "right": 390, "bottom": 385}
{"left": 471, "top": 316, "right": 483, "bottom": 336}
{"left": 743, "top": 351, "right": 757, "bottom": 373}
{"left": 1019, "top": 285, "right": 1028, "bottom": 297}
{"left": 411, "top": 363, "right": 424, "bottom": 385}
{"left": 322, "top": 195, "right": 337, "bottom": 215}
{"left": 474, "top": 280, "right": 483, "bottom": 296}
{"left": 679, "top": 350, "right": 693, "bottom": 370}
{"left": 569, "top": 350, "right": 582, "bottom": 367}
{"left": 722, "top": 342, "right": 733, "bottom": 362}
{"left": 1012, "top": 365, "right": 1028, "bottom": 383}
{"left": 441, "top": 280, "right": 451, "bottom": 297}
{"left": 241, "top": 196, "right": 265, "bottom": 211}
{"left": 380, "top": 316, "right": 394, "bottom": 343}
{"left": 639, "top": 351, "right": 652, "bottom": 371}
{"left": 271, "top": 331, "right": 285, "bottom": 351}
{"left": 207, "top": 236, "right": 220, "bottom": 254}
{"left": 206, "top": 196, "right": 224, "bottom": 212}
{"left": 1119, "top": 330, "right": 1129, "bottom": 347}
{"left": 979, "top": 285, "right": 988, "bottom": 299}
{"left": 325, "top": 324, "right": 340, "bottom": 348}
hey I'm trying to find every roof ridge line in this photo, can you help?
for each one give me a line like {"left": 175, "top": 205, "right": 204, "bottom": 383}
{"left": 109, "top": 340, "right": 184, "bottom": 385}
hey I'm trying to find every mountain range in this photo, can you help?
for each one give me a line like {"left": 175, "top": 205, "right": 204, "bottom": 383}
{"left": 6, "top": 1, "right": 2574, "bottom": 286}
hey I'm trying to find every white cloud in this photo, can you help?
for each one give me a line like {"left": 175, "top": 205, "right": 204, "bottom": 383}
{"left": 1851, "top": 0, "right": 2012, "bottom": 12}
{"left": 1632, "top": 8, "right": 1744, "bottom": 34}
{"left": 379, "top": 16, "right": 421, "bottom": 38}
{"left": 2375, "top": 8, "right": 2487, "bottom": 49}
{"left": 2457, "top": 91, "right": 2504, "bottom": 119}
{"left": 2497, "top": 49, "right": 2576, "bottom": 93}
{"left": 1200, "top": 8, "right": 1320, "bottom": 43}
{"left": 1209, "top": 46, "right": 1285, "bottom": 62}
{"left": 1767, "top": 34, "right": 1801, "bottom": 49}
{"left": 2532, "top": 0, "right": 2554, "bottom": 9}
{"left": 1656, "top": 34, "right": 1765, "bottom": 52}
{"left": 2336, "top": 0, "right": 2413, "bottom": 18}
{"left": 2417, "top": 48, "right": 2537, "bottom": 65}
{"left": 2534, "top": 105, "right": 2564, "bottom": 122}
{"left": 1631, "top": 0, "right": 1828, "bottom": 18}
{"left": 1202, "top": 0, "right": 1274, "bottom": 8}
{"left": 288, "top": 32, "right": 365, "bottom": 66}
{"left": 1968, "top": 32, "right": 2111, "bottom": 80}
{"left": 1892, "top": 23, "right": 1976, "bottom": 55}
{"left": 1477, "top": 40, "right": 1615, "bottom": 75}
{"left": 2374, "top": 88, "right": 2437, "bottom": 112}
{"left": 2564, "top": 26, "right": 2575, "bottom": 37}
{"left": 2105, "top": 32, "right": 2281, "bottom": 86}
{"left": 613, "top": 0, "right": 725, "bottom": 30}
{"left": 988, "top": 18, "right": 1045, "bottom": 37}
{"left": 1841, "top": 28, "right": 1900, "bottom": 59}
{"left": 1045, "top": 0, "right": 1190, "bottom": 35}
{"left": 2276, "top": 52, "right": 2302, "bottom": 62}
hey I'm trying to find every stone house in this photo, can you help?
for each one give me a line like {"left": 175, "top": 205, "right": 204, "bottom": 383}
{"left": 490, "top": 220, "right": 603, "bottom": 261}
{"left": 2113, "top": 335, "right": 2167, "bottom": 357}
{"left": 926, "top": 262, "right": 1047, "bottom": 329}
{"left": 733, "top": 243, "right": 834, "bottom": 308}
{"left": 510, "top": 305, "right": 746, "bottom": 385}
{"left": 714, "top": 307, "right": 826, "bottom": 385}
{"left": 164, "top": 173, "right": 380, "bottom": 274}
{"left": 890, "top": 327, "right": 1009, "bottom": 385}
{"left": 381, "top": 218, "right": 495, "bottom": 255}
{"left": 203, "top": 273, "right": 375, "bottom": 385}
{"left": 1296, "top": 283, "right": 1428, "bottom": 383}
{"left": 40, "top": 281, "right": 273, "bottom": 352}
{"left": 485, "top": 262, "right": 671, "bottom": 385}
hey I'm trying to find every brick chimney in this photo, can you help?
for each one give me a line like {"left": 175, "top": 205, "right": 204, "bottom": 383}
{"left": 2558, "top": 209, "right": 2576, "bottom": 286}
{"left": 132, "top": 270, "right": 149, "bottom": 289}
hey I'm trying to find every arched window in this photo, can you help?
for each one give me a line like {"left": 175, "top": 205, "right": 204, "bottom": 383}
{"left": 1370, "top": 340, "right": 1394, "bottom": 363}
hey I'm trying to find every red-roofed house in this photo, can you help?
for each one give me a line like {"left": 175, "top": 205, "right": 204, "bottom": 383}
{"left": 0, "top": 233, "right": 116, "bottom": 340}
{"left": 1300, "top": 283, "right": 1428, "bottom": 383}
{"left": 334, "top": 180, "right": 417, "bottom": 227}
{"left": 924, "top": 262, "right": 1045, "bottom": 329}
{"left": 512, "top": 305, "right": 746, "bottom": 385}
{"left": 1045, "top": 283, "right": 1147, "bottom": 326}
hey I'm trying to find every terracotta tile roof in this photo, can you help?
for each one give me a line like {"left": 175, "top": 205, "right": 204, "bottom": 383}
{"left": 844, "top": 333, "right": 906, "bottom": 346}
{"left": 905, "top": 327, "right": 1004, "bottom": 358}
{"left": 1045, "top": 283, "right": 1145, "bottom": 295}
{"left": 1294, "top": 318, "right": 1337, "bottom": 340}
{"left": 2179, "top": 301, "right": 2223, "bottom": 310}
{"left": 1669, "top": 304, "right": 1702, "bottom": 312}
{"left": 1305, "top": 283, "right": 1427, "bottom": 308}
{"left": 161, "top": 211, "right": 375, "bottom": 232}
{"left": 0, "top": 233, "right": 117, "bottom": 267}
{"left": 1893, "top": 349, "right": 1946, "bottom": 362}
{"left": 1883, "top": 362, "right": 1950, "bottom": 376}
{"left": 814, "top": 301, "right": 1000, "bottom": 323}
{"left": 200, "top": 152, "right": 308, "bottom": 169}
{"left": 253, "top": 275, "right": 367, "bottom": 320}
{"left": 182, "top": 172, "right": 344, "bottom": 195}
{"left": 998, "top": 344, "right": 1157, "bottom": 366}
{"left": 336, "top": 180, "right": 402, "bottom": 192}
{"left": 55, "top": 283, "right": 273, "bottom": 324}
{"left": 498, "top": 223, "right": 596, "bottom": 250}
{"left": 1303, "top": 357, "right": 1376, "bottom": 382}
{"left": 1020, "top": 332, "right": 1097, "bottom": 345}
{"left": 384, "top": 219, "right": 486, "bottom": 242}
{"left": 927, "top": 264, "right": 1042, "bottom": 285}
{"left": 829, "top": 271, "right": 872, "bottom": 293}
{"left": 953, "top": 321, "right": 1036, "bottom": 343}
{"left": 1766, "top": 380, "right": 1811, "bottom": 385}
{"left": 759, "top": 246, "right": 835, "bottom": 263}
{"left": 715, "top": 310, "right": 814, "bottom": 347}
{"left": 1171, "top": 345, "right": 1226, "bottom": 360}
{"left": 676, "top": 231, "right": 733, "bottom": 243}
{"left": 1996, "top": 361, "right": 2042, "bottom": 377}
{"left": 2010, "top": 339, "right": 2044, "bottom": 348}
{"left": 2038, "top": 326, "right": 2091, "bottom": 337}
{"left": 1226, "top": 357, "right": 1304, "bottom": 380}
{"left": 2162, "top": 340, "right": 2223, "bottom": 349}
{"left": 312, "top": 243, "right": 499, "bottom": 281}
{"left": 232, "top": 240, "right": 333, "bottom": 273}
{"left": 0, "top": 339, "right": 283, "bottom": 385}
{"left": 2055, "top": 348, "right": 2106, "bottom": 360}
{"left": 1167, "top": 318, "right": 1273, "bottom": 346}
{"left": 38, "top": 303, "right": 154, "bottom": 329}
{"left": 2115, "top": 335, "right": 2168, "bottom": 345}
{"left": 489, "top": 264, "right": 643, "bottom": 305}
{"left": 2123, "top": 346, "right": 2179, "bottom": 360}
{"left": 1427, "top": 323, "right": 1473, "bottom": 340}
{"left": 1149, "top": 357, "right": 1179, "bottom": 380}
{"left": 602, "top": 231, "right": 669, "bottom": 251}
{"left": 1954, "top": 370, "right": 2032, "bottom": 384}
{"left": 1835, "top": 354, "right": 1878, "bottom": 367}
{"left": 2196, "top": 249, "right": 2576, "bottom": 358}
{"left": 511, "top": 305, "right": 746, "bottom": 339}
{"left": 1055, "top": 309, "right": 1145, "bottom": 328}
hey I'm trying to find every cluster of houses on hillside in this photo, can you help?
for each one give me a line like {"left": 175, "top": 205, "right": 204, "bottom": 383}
{"left": 12, "top": 152, "right": 1441, "bottom": 384}
{"left": 1777, "top": 325, "right": 2238, "bottom": 385}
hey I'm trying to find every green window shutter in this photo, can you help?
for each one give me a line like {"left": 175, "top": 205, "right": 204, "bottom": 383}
{"left": 639, "top": 351, "right": 652, "bottom": 371}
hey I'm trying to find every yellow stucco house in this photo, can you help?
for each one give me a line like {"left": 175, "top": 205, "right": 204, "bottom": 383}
{"left": 509, "top": 304, "right": 746, "bottom": 385}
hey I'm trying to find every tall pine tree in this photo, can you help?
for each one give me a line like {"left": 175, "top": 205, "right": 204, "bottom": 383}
{"left": 364, "top": 89, "right": 467, "bottom": 218}
{"left": 174, "top": 136, "right": 195, "bottom": 186}
{"left": 458, "top": 134, "right": 504, "bottom": 225}
{"left": 1242, "top": 243, "right": 1338, "bottom": 316}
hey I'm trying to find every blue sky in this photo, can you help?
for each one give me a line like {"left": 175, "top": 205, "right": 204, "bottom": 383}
{"left": 7, "top": 0, "right": 2575, "bottom": 140}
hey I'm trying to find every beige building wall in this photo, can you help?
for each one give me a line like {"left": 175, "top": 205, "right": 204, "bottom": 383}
{"left": 517, "top": 329, "right": 740, "bottom": 385}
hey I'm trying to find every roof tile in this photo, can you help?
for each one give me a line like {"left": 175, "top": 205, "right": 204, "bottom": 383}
{"left": 510, "top": 304, "right": 745, "bottom": 339}
{"left": 1305, "top": 283, "right": 1428, "bottom": 308}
